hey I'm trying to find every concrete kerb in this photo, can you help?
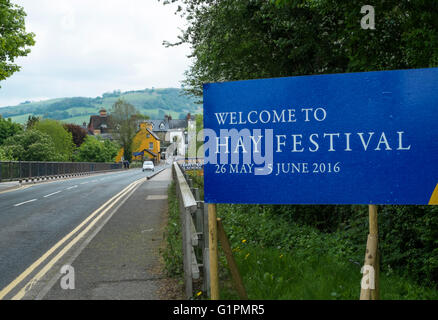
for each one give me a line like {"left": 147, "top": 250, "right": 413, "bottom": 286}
{"left": 146, "top": 168, "right": 167, "bottom": 180}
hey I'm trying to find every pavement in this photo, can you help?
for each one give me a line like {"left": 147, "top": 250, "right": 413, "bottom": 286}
{"left": 0, "top": 181, "right": 21, "bottom": 193}
{"left": 43, "top": 168, "right": 173, "bottom": 300}
{"left": 0, "top": 166, "right": 178, "bottom": 300}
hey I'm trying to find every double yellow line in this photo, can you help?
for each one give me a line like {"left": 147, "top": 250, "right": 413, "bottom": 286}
{"left": 0, "top": 177, "right": 146, "bottom": 300}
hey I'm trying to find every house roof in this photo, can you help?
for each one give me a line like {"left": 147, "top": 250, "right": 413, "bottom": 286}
{"left": 133, "top": 149, "right": 158, "bottom": 158}
{"left": 146, "top": 119, "right": 188, "bottom": 132}
{"left": 88, "top": 115, "right": 112, "bottom": 134}
{"left": 168, "top": 119, "right": 187, "bottom": 129}
{"left": 146, "top": 127, "right": 160, "bottom": 140}
{"left": 147, "top": 120, "right": 169, "bottom": 132}
{"left": 144, "top": 149, "right": 158, "bottom": 157}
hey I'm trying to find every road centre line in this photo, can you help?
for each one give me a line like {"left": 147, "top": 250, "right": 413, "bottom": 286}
{"left": 66, "top": 185, "right": 78, "bottom": 190}
{"left": 35, "top": 179, "right": 143, "bottom": 300}
{"left": 11, "top": 179, "right": 144, "bottom": 300}
{"left": 13, "top": 199, "right": 37, "bottom": 207}
{"left": 43, "top": 191, "right": 62, "bottom": 198}
{"left": 0, "top": 177, "right": 147, "bottom": 300}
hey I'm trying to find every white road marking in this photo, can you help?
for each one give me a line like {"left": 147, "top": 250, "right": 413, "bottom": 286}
{"left": 146, "top": 195, "right": 168, "bottom": 200}
{"left": 7, "top": 177, "right": 146, "bottom": 300}
{"left": 44, "top": 191, "right": 61, "bottom": 198}
{"left": 80, "top": 182, "right": 89, "bottom": 185}
{"left": 66, "top": 185, "right": 78, "bottom": 190}
{"left": 14, "top": 199, "right": 37, "bottom": 207}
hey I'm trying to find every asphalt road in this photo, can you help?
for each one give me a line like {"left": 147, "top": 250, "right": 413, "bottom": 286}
{"left": 0, "top": 166, "right": 165, "bottom": 293}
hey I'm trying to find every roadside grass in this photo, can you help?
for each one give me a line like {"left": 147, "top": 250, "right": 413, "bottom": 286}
{"left": 217, "top": 204, "right": 438, "bottom": 300}
{"left": 176, "top": 172, "right": 438, "bottom": 300}
{"left": 219, "top": 246, "right": 438, "bottom": 300}
{"left": 161, "top": 182, "right": 184, "bottom": 278}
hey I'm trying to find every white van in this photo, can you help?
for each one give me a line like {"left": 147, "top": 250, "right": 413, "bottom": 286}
{"left": 142, "top": 161, "right": 155, "bottom": 172}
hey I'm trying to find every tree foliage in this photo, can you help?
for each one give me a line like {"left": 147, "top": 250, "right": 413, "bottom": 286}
{"left": 110, "top": 99, "right": 139, "bottom": 162}
{"left": 74, "top": 136, "right": 119, "bottom": 163}
{"left": 0, "top": 145, "right": 13, "bottom": 160}
{"left": 26, "top": 115, "right": 40, "bottom": 129}
{"left": 34, "top": 119, "right": 75, "bottom": 161}
{"left": 2, "top": 129, "right": 57, "bottom": 161}
{"left": 63, "top": 123, "right": 87, "bottom": 147}
{"left": 162, "top": 0, "right": 438, "bottom": 287}
{"left": 0, "top": 115, "right": 22, "bottom": 145}
{"left": 0, "top": 0, "right": 36, "bottom": 84}
{"left": 163, "top": 0, "right": 438, "bottom": 97}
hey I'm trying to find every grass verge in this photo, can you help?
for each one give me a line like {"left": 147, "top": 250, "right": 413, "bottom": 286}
{"left": 161, "top": 181, "right": 183, "bottom": 278}
{"left": 217, "top": 204, "right": 438, "bottom": 300}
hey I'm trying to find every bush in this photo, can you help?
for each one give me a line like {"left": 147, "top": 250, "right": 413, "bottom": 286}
{"left": 34, "top": 119, "right": 75, "bottom": 161}
{"left": 74, "top": 136, "right": 119, "bottom": 163}
{"left": 2, "top": 130, "right": 57, "bottom": 161}
{"left": 0, "top": 117, "right": 22, "bottom": 145}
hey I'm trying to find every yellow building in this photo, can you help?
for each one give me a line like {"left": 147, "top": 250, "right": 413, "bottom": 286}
{"left": 115, "top": 123, "right": 161, "bottom": 163}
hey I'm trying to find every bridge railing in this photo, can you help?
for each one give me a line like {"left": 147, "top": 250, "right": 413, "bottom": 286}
{"left": 172, "top": 162, "right": 209, "bottom": 299}
{"left": 0, "top": 161, "right": 123, "bottom": 183}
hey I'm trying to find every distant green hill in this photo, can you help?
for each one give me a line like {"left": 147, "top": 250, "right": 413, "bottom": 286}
{"left": 0, "top": 88, "right": 201, "bottom": 125}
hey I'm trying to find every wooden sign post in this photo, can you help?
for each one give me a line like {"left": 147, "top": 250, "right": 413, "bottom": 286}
{"left": 208, "top": 203, "right": 220, "bottom": 300}
{"left": 360, "top": 204, "right": 380, "bottom": 300}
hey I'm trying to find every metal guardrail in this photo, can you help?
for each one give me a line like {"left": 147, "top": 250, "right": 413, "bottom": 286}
{"left": 0, "top": 161, "right": 123, "bottom": 183}
{"left": 172, "top": 162, "right": 209, "bottom": 299}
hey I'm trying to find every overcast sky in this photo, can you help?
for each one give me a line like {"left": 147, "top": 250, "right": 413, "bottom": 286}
{"left": 0, "top": 0, "right": 191, "bottom": 107}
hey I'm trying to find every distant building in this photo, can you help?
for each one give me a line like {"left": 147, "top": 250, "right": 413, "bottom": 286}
{"left": 146, "top": 114, "right": 195, "bottom": 157}
{"left": 86, "top": 110, "right": 196, "bottom": 159}
{"left": 87, "top": 108, "right": 113, "bottom": 139}
{"left": 115, "top": 122, "right": 161, "bottom": 164}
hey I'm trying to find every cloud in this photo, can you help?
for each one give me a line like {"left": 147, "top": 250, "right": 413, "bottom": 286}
{"left": 0, "top": 0, "right": 191, "bottom": 107}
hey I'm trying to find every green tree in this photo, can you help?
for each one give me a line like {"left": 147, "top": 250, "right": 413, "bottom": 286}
{"left": 110, "top": 99, "right": 139, "bottom": 162}
{"left": 74, "top": 136, "right": 119, "bottom": 163}
{"left": 0, "top": 146, "right": 13, "bottom": 160}
{"left": 2, "top": 129, "right": 57, "bottom": 161}
{"left": 63, "top": 123, "right": 87, "bottom": 147}
{"left": 0, "top": 116, "right": 22, "bottom": 145}
{"left": 163, "top": 0, "right": 438, "bottom": 97}
{"left": 162, "top": 0, "right": 438, "bottom": 286}
{"left": 0, "top": 0, "right": 36, "bottom": 84}
{"left": 34, "top": 119, "right": 75, "bottom": 161}
{"left": 26, "top": 115, "right": 40, "bottom": 129}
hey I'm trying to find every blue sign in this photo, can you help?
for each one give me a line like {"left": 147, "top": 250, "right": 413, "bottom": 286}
{"left": 203, "top": 68, "right": 438, "bottom": 205}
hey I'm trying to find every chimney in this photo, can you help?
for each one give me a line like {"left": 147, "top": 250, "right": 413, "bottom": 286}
{"left": 99, "top": 109, "right": 107, "bottom": 117}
